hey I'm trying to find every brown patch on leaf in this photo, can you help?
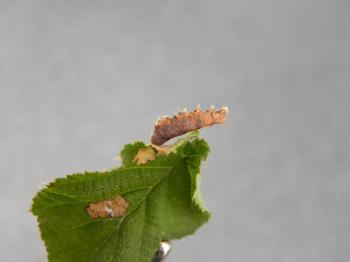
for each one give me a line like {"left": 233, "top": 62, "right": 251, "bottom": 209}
{"left": 133, "top": 147, "right": 156, "bottom": 165}
{"left": 151, "top": 105, "right": 228, "bottom": 145}
{"left": 86, "top": 195, "right": 129, "bottom": 219}
{"left": 151, "top": 144, "right": 174, "bottom": 156}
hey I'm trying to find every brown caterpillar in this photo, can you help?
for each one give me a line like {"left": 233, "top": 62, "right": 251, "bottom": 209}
{"left": 151, "top": 105, "right": 228, "bottom": 145}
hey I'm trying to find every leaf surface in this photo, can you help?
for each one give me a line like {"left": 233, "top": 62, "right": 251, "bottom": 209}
{"left": 32, "top": 132, "right": 210, "bottom": 262}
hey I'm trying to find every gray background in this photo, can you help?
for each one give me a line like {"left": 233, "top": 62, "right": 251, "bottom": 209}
{"left": 1, "top": 1, "right": 349, "bottom": 261}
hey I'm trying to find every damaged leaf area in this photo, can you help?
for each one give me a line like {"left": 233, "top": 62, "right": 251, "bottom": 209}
{"left": 86, "top": 195, "right": 129, "bottom": 219}
{"left": 133, "top": 145, "right": 174, "bottom": 165}
{"left": 31, "top": 106, "right": 228, "bottom": 262}
{"left": 133, "top": 147, "right": 156, "bottom": 165}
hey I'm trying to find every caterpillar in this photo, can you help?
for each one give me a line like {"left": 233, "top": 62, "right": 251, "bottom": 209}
{"left": 151, "top": 105, "right": 228, "bottom": 145}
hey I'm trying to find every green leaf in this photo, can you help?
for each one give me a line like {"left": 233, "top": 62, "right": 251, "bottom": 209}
{"left": 32, "top": 132, "right": 210, "bottom": 262}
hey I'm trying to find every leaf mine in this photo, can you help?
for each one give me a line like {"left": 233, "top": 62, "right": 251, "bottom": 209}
{"left": 86, "top": 195, "right": 129, "bottom": 219}
{"left": 133, "top": 147, "right": 157, "bottom": 165}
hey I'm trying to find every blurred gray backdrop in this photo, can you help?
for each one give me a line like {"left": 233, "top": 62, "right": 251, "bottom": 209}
{"left": 1, "top": 1, "right": 349, "bottom": 261}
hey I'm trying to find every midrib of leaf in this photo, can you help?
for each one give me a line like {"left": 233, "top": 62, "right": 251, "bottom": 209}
{"left": 135, "top": 160, "right": 182, "bottom": 262}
